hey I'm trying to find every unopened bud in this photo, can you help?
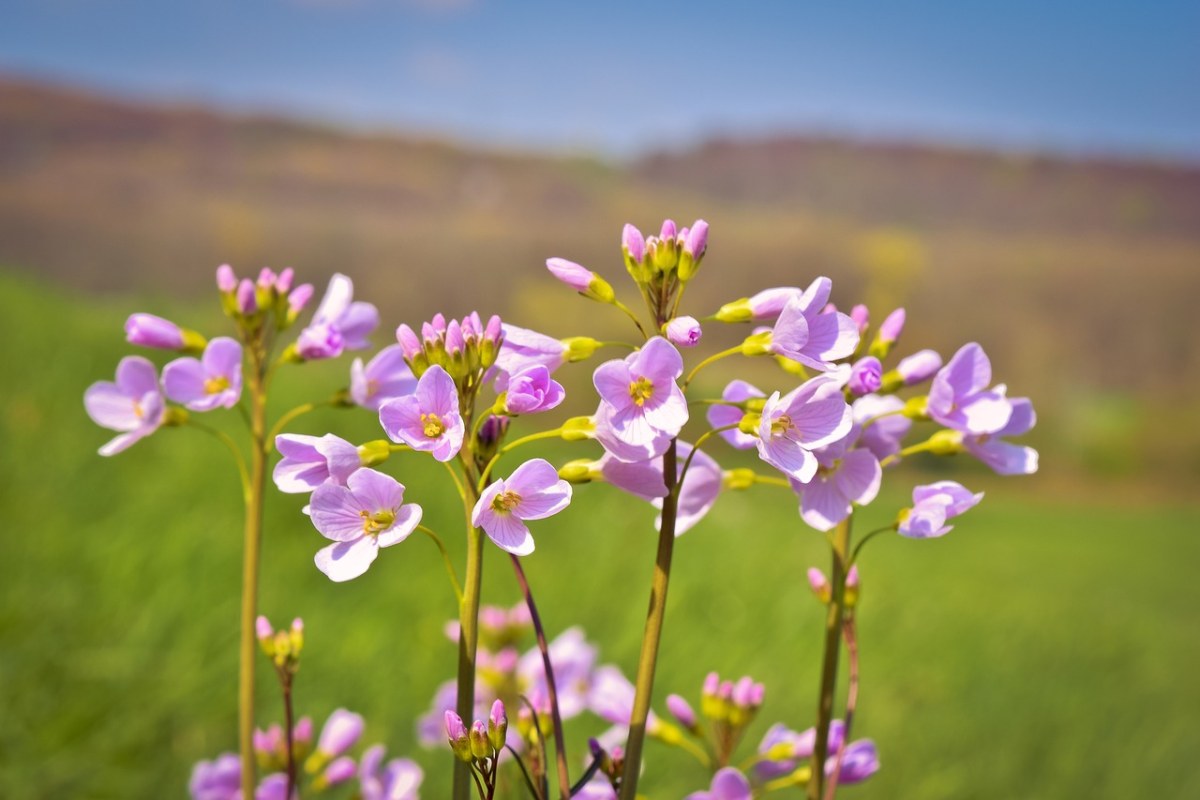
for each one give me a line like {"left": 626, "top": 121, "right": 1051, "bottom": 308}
{"left": 723, "top": 468, "right": 756, "bottom": 491}
{"left": 358, "top": 439, "right": 391, "bottom": 468}
{"left": 807, "top": 567, "right": 831, "bottom": 603}
{"left": 469, "top": 720, "right": 491, "bottom": 760}
{"left": 666, "top": 694, "right": 697, "bottom": 729}
{"left": 488, "top": 699, "right": 508, "bottom": 752}
{"left": 563, "top": 336, "right": 601, "bottom": 362}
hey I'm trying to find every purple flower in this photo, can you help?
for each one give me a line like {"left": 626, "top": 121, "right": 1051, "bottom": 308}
{"left": 848, "top": 356, "right": 882, "bottom": 396}
{"left": 768, "top": 277, "right": 860, "bottom": 371}
{"left": 836, "top": 739, "right": 881, "bottom": 784}
{"left": 351, "top": 344, "right": 417, "bottom": 411}
{"left": 748, "top": 287, "right": 803, "bottom": 321}
{"left": 587, "top": 665, "right": 643, "bottom": 728}
{"left": 754, "top": 720, "right": 846, "bottom": 781}
{"left": 593, "top": 337, "right": 688, "bottom": 445}
{"left": 273, "top": 433, "right": 361, "bottom": 494}
{"left": 310, "top": 469, "right": 422, "bottom": 581}
{"left": 84, "top": 356, "right": 166, "bottom": 456}
{"left": 472, "top": 458, "right": 572, "bottom": 556}
{"left": 379, "top": 365, "right": 465, "bottom": 461}
{"left": 653, "top": 442, "right": 723, "bottom": 535}
{"left": 504, "top": 365, "right": 566, "bottom": 414}
{"left": 665, "top": 316, "right": 703, "bottom": 347}
{"left": 493, "top": 323, "right": 568, "bottom": 391}
{"left": 321, "top": 757, "right": 357, "bottom": 787}
{"left": 163, "top": 337, "right": 243, "bottom": 411}
{"left": 852, "top": 395, "right": 911, "bottom": 463}
{"left": 878, "top": 307, "right": 905, "bottom": 344}
{"left": 964, "top": 396, "right": 1039, "bottom": 475}
{"left": 896, "top": 349, "right": 942, "bottom": 385}
{"left": 790, "top": 446, "right": 882, "bottom": 532}
{"left": 685, "top": 767, "right": 752, "bottom": 800}
{"left": 297, "top": 273, "right": 379, "bottom": 360}
{"left": 546, "top": 257, "right": 595, "bottom": 292}
{"left": 898, "top": 480, "right": 983, "bottom": 539}
{"left": 755, "top": 376, "right": 852, "bottom": 483}
{"left": 189, "top": 753, "right": 240, "bottom": 800}
{"left": 927, "top": 343, "right": 1012, "bottom": 434}
{"left": 592, "top": 401, "right": 673, "bottom": 462}
{"left": 125, "top": 313, "right": 185, "bottom": 350}
{"left": 360, "top": 746, "right": 422, "bottom": 800}
{"left": 317, "top": 709, "right": 366, "bottom": 758}
{"left": 707, "top": 380, "right": 765, "bottom": 450}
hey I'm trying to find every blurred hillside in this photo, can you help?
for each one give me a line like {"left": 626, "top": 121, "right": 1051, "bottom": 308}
{"left": 2, "top": 76, "right": 1198, "bottom": 491}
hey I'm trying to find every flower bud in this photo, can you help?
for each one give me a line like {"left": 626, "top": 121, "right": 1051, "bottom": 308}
{"left": 125, "top": 313, "right": 186, "bottom": 350}
{"left": 666, "top": 694, "right": 697, "bottom": 729}
{"left": 845, "top": 564, "right": 861, "bottom": 608}
{"left": 622, "top": 223, "right": 645, "bottom": 263}
{"left": 477, "top": 414, "right": 510, "bottom": 449}
{"left": 660, "top": 219, "right": 677, "bottom": 241}
{"left": 396, "top": 324, "right": 423, "bottom": 361}
{"left": 848, "top": 357, "right": 882, "bottom": 396}
{"left": 560, "top": 415, "right": 596, "bottom": 441}
{"left": 469, "top": 720, "right": 491, "bottom": 760}
{"left": 562, "top": 336, "right": 601, "bottom": 362}
{"left": 664, "top": 316, "right": 702, "bottom": 347}
{"left": 445, "top": 319, "right": 464, "bottom": 357}
{"left": 722, "top": 467, "right": 756, "bottom": 491}
{"left": 256, "top": 615, "right": 274, "bottom": 643}
{"left": 275, "top": 267, "right": 295, "bottom": 294}
{"left": 216, "top": 264, "right": 238, "bottom": 293}
{"left": 850, "top": 304, "right": 869, "bottom": 334}
{"left": 558, "top": 458, "right": 598, "bottom": 483}
{"left": 807, "top": 567, "right": 831, "bottom": 603}
{"left": 289, "top": 618, "right": 304, "bottom": 655}
{"left": 546, "top": 258, "right": 616, "bottom": 304}
{"left": 870, "top": 307, "right": 906, "bottom": 359}
{"left": 488, "top": 699, "right": 508, "bottom": 752}
{"left": 928, "top": 428, "right": 965, "bottom": 455}
{"left": 678, "top": 219, "right": 709, "bottom": 281}
{"left": 897, "top": 349, "right": 942, "bottom": 385}
{"left": 257, "top": 267, "right": 277, "bottom": 290}
{"left": 316, "top": 709, "right": 364, "bottom": 759}
{"left": 445, "top": 711, "right": 472, "bottom": 761}
{"left": 287, "top": 283, "right": 314, "bottom": 318}
{"left": 319, "top": 756, "right": 357, "bottom": 788}
{"left": 237, "top": 279, "right": 258, "bottom": 315}
{"left": 357, "top": 439, "right": 391, "bottom": 468}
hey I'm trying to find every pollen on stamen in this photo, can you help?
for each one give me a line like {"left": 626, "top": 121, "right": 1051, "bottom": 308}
{"left": 491, "top": 490, "right": 521, "bottom": 514}
{"left": 421, "top": 412, "right": 445, "bottom": 438}
{"left": 628, "top": 377, "right": 655, "bottom": 407}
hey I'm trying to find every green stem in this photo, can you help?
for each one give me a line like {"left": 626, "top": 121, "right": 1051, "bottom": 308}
{"left": 676, "top": 425, "right": 738, "bottom": 488}
{"left": 267, "top": 400, "right": 327, "bottom": 443}
{"left": 477, "top": 428, "right": 564, "bottom": 491}
{"left": 807, "top": 516, "right": 852, "bottom": 800}
{"left": 282, "top": 672, "right": 297, "bottom": 800}
{"left": 419, "top": 525, "right": 464, "bottom": 602}
{"left": 238, "top": 351, "right": 269, "bottom": 800}
{"left": 613, "top": 299, "right": 650, "bottom": 340}
{"left": 822, "top": 616, "right": 860, "bottom": 800}
{"left": 453, "top": 501, "right": 485, "bottom": 800}
{"left": 682, "top": 345, "right": 743, "bottom": 389}
{"left": 618, "top": 439, "right": 679, "bottom": 800}
{"left": 751, "top": 473, "right": 793, "bottom": 489}
{"left": 849, "top": 525, "right": 895, "bottom": 564}
{"left": 187, "top": 420, "right": 251, "bottom": 497}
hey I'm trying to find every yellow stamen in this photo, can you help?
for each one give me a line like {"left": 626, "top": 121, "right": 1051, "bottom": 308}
{"left": 360, "top": 508, "right": 397, "bottom": 534}
{"left": 204, "top": 376, "right": 231, "bottom": 395}
{"left": 421, "top": 412, "right": 445, "bottom": 438}
{"left": 491, "top": 490, "right": 521, "bottom": 514}
{"left": 770, "top": 413, "right": 793, "bottom": 437}
{"left": 628, "top": 376, "right": 654, "bottom": 406}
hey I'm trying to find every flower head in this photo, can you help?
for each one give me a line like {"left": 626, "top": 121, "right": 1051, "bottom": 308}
{"left": 84, "top": 356, "right": 166, "bottom": 456}
{"left": 379, "top": 365, "right": 465, "bottom": 461}
{"left": 162, "top": 337, "right": 243, "bottom": 412}
{"left": 767, "top": 278, "right": 859, "bottom": 371}
{"left": 472, "top": 458, "right": 572, "bottom": 556}
{"left": 927, "top": 343, "right": 1012, "bottom": 434}
{"left": 964, "top": 396, "right": 1039, "bottom": 475}
{"left": 273, "top": 433, "right": 361, "bottom": 494}
{"left": 707, "top": 380, "right": 765, "bottom": 450}
{"left": 310, "top": 469, "right": 422, "bottom": 581}
{"left": 898, "top": 480, "right": 983, "bottom": 539}
{"left": 504, "top": 365, "right": 566, "bottom": 415}
{"left": 296, "top": 273, "right": 379, "bottom": 360}
{"left": 685, "top": 767, "right": 752, "bottom": 800}
{"left": 755, "top": 376, "right": 852, "bottom": 483}
{"left": 665, "top": 316, "right": 703, "bottom": 347}
{"left": 593, "top": 337, "right": 688, "bottom": 446}
{"left": 351, "top": 344, "right": 417, "bottom": 411}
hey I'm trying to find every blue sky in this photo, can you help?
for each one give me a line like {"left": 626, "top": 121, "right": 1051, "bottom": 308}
{"left": 2, "top": 0, "right": 1197, "bottom": 159}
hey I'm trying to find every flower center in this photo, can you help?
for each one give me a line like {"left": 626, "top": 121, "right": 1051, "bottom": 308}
{"left": 491, "top": 490, "right": 521, "bottom": 514}
{"left": 360, "top": 508, "right": 396, "bottom": 535}
{"left": 421, "top": 413, "right": 445, "bottom": 438}
{"left": 365, "top": 378, "right": 379, "bottom": 398}
{"left": 204, "top": 376, "right": 230, "bottom": 395}
{"left": 628, "top": 377, "right": 654, "bottom": 406}
{"left": 132, "top": 400, "right": 145, "bottom": 419}
{"left": 770, "top": 413, "right": 794, "bottom": 437}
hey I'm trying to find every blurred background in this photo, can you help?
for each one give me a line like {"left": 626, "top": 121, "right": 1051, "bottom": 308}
{"left": 1, "top": 1, "right": 1197, "bottom": 798}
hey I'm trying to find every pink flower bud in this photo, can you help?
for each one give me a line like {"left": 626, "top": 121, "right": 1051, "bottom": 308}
{"left": 703, "top": 671, "right": 720, "bottom": 697}
{"left": 849, "top": 356, "right": 883, "bottom": 395}
{"left": 749, "top": 682, "right": 765, "bottom": 707}
{"left": 850, "top": 304, "right": 870, "bottom": 334}
{"left": 879, "top": 307, "right": 906, "bottom": 343}
{"left": 255, "top": 615, "right": 273, "bottom": 640}
{"left": 420, "top": 322, "right": 438, "bottom": 347}
{"left": 718, "top": 680, "right": 734, "bottom": 701}
{"left": 484, "top": 314, "right": 502, "bottom": 345}
{"left": 665, "top": 316, "right": 702, "bottom": 347}
{"left": 846, "top": 564, "right": 860, "bottom": 588}
{"left": 897, "top": 349, "right": 942, "bottom": 385}
{"left": 294, "top": 716, "right": 313, "bottom": 744}
{"left": 807, "top": 567, "right": 830, "bottom": 600}
{"left": 546, "top": 257, "right": 594, "bottom": 293}
{"left": 254, "top": 724, "right": 282, "bottom": 756}
{"left": 125, "top": 313, "right": 184, "bottom": 350}
{"left": 659, "top": 219, "right": 677, "bottom": 241}
{"left": 317, "top": 709, "right": 364, "bottom": 757}
{"left": 683, "top": 219, "right": 708, "bottom": 258}
{"left": 666, "top": 694, "right": 697, "bottom": 728}
{"left": 431, "top": 313, "right": 447, "bottom": 336}
{"left": 257, "top": 267, "right": 277, "bottom": 289}
{"left": 463, "top": 311, "right": 482, "bottom": 342}
{"left": 622, "top": 223, "right": 645, "bottom": 262}
{"left": 275, "top": 267, "right": 294, "bottom": 294}
{"left": 216, "top": 263, "right": 237, "bottom": 293}
{"left": 445, "top": 319, "right": 464, "bottom": 355}
{"left": 444, "top": 710, "right": 467, "bottom": 741}
{"left": 732, "top": 676, "right": 755, "bottom": 707}
{"left": 396, "top": 324, "right": 422, "bottom": 360}
{"left": 322, "top": 756, "right": 357, "bottom": 786}
{"left": 237, "top": 279, "right": 258, "bottom": 314}
{"left": 288, "top": 283, "right": 314, "bottom": 314}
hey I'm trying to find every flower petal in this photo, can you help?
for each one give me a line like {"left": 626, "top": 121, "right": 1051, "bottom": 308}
{"left": 314, "top": 537, "right": 379, "bottom": 582}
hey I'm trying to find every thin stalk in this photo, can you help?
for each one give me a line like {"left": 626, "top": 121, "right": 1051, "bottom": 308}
{"left": 807, "top": 517, "right": 851, "bottom": 800}
{"left": 509, "top": 554, "right": 571, "bottom": 798}
{"left": 267, "top": 400, "right": 326, "bottom": 443}
{"left": 849, "top": 525, "right": 896, "bottom": 564}
{"left": 418, "top": 525, "right": 464, "bottom": 602}
{"left": 618, "top": 439, "right": 679, "bottom": 800}
{"left": 751, "top": 473, "right": 792, "bottom": 489}
{"left": 187, "top": 420, "right": 251, "bottom": 497}
{"left": 613, "top": 298, "right": 650, "bottom": 339}
{"left": 453, "top": 519, "right": 485, "bottom": 800}
{"left": 823, "top": 616, "right": 860, "bottom": 800}
{"left": 506, "top": 744, "right": 543, "bottom": 800}
{"left": 682, "top": 345, "right": 742, "bottom": 389}
{"left": 283, "top": 674, "right": 298, "bottom": 800}
{"left": 676, "top": 424, "right": 738, "bottom": 488}
{"left": 477, "top": 428, "right": 564, "bottom": 490}
{"left": 238, "top": 351, "right": 269, "bottom": 800}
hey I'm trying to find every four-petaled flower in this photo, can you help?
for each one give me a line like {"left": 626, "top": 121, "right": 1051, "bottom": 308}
{"left": 898, "top": 480, "right": 983, "bottom": 539}
{"left": 379, "top": 365, "right": 465, "bottom": 462}
{"left": 84, "top": 356, "right": 166, "bottom": 456}
{"left": 163, "top": 337, "right": 244, "bottom": 412}
{"left": 472, "top": 458, "right": 572, "bottom": 556}
{"left": 756, "top": 376, "right": 852, "bottom": 483}
{"left": 297, "top": 273, "right": 379, "bottom": 360}
{"left": 964, "top": 396, "right": 1038, "bottom": 475}
{"left": 768, "top": 277, "right": 860, "bottom": 371}
{"left": 927, "top": 342, "right": 1012, "bottom": 434}
{"left": 593, "top": 336, "right": 688, "bottom": 446}
{"left": 790, "top": 435, "right": 882, "bottom": 532}
{"left": 310, "top": 469, "right": 422, "bottom": 581}
{"left": 351, "top": 344, "right": 417, "bottom": 411}
{"left": 273, "top": 433, "right": 361, "bottom": 494}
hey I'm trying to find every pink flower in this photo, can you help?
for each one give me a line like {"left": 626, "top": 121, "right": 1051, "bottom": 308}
{"left": 310, "top": 469, "right": 422, "bottom": 581}
{"left": 964, "top": 397, "right": 1038, "bottom": 475}
{"left": 685, "top": 767, "right": 752, "bottom": 800}
{"left": 351, "top": 344, "right": 416, "bottom": 411}
{"left": 492, "top": 323, "right": 568, "bottom": 391}
{"left": 379, "top": 365, "right": 464, "bottom": 461}
{"left": 665, "top": 316, "right": 703, "bottom": 347}
{"left": 472, "top": 459, "right": 572, "bottom": 556}
{"left": 162, "top": 337, "right": 243, "bottom": 412}
{"left": 790, "top": 445, "right": 882, "bottom": 532}
{"left": 755, "top": 376, "right": 852, "bottom": 483}
{"left": 707, "top": 380, "right": 765, "bottom": 450}
{"left": 927, "top": 343, "right": 1012, "bottom": 434}
{"left": 898, "top": 481, "right": 983, "bottom": 539}
{"left": 273, "top": 433, "right": 361, "bottom": 494}
{"left": 504, "top": 365, "right": 566, "bottom": 414}
{"left": 317, "top": 709, "right": 366, "bottom": 757}
{"left": 84, "top": 356, "right": 166, "bottom": 456}
{"left": 593, "top": 337, "right": 688, "bottom": 446}
{"left": 296, "top": 273, "right": 379, "bottom": 360}
{"left": 768, "top": 277, "right": 859, "bottom": 371}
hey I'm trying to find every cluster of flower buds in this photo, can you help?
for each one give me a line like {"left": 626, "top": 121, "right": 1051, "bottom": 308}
{"left": 396, "top": 311, "right": 503, "bottom": 386}
{"left": 807, "top": 565, "right": 861, "bottom": 608}
{"left": 217, "top": 263, "right": 313, "bottom": 330}
{"left": 701, "top": 671, "right": 766, "bottom": 729}
{"left": 256, "top": 615, "right": 304, "bottom": 674}
{"left": 253, "top": 717, "right": 314, "bottom": 772}
{"left": 622, "top": 218, "right": 709, "bottom": 285}
{"left": 445, "top": 701, "right": 507, "bottom": 793}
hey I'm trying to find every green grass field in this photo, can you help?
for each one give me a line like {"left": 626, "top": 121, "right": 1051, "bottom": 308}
{"left": 1, "top": 272, "right": 1197, "bottom": 799}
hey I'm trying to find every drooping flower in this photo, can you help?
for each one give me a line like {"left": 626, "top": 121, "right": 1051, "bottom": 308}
{"left": 897, "top": 481, "right": 983, "bottom": 539}
{"left": 472, "top": 458, "right": 572, "bottom": 556}
{"left": 927, "top": 343, "right": 1012, "bottom": 434}
{"left": 504, "top": 365, "right": 566, "bottom": 414}
{"left": 296, "top": 273, "right": 379, "bottom": 360}
{"left": 665, "top": 316, "right": 703, "bottom": 347}
{"left": 492, "top": 323, "right": 567, "bottom": 391}
{"left": 162, "top": 337, "right": 244, "bottom": 411}
{"left": 379, "top": 365, "right": 464, "bottom": 461}
{"left": 351, "top": 344, "right": 417, "bottom": 411}
{"left": 964, "top": 396, "right": 1039, "bottom": 475}
{"left": 707, "top": 379, "right": 765, "bottom": 450}
{"left": 84, "top": 356, "right": 166, "bottom": 456}
{"left": 684, "top": 767, "right": 753, "bottom": 800}
{"left": 768, "top": 278, "right": 860, "bottom": 371}
{"left": 124, "top": 313, "right": 185, "bottom": 350}
{"left": 273, "top": 433, "right": 361, "bottom": 493}
{"left": 310, "top": 469, "right": 422, "bottom": 581}
{"left": 789, "top": 436, "right": 882, "bottom": 532}
{"left": 593, "top": 336, "right": 688, "bottom": 445}
{"left": 755, "top": 376, "right": 852, "bottom": 483}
